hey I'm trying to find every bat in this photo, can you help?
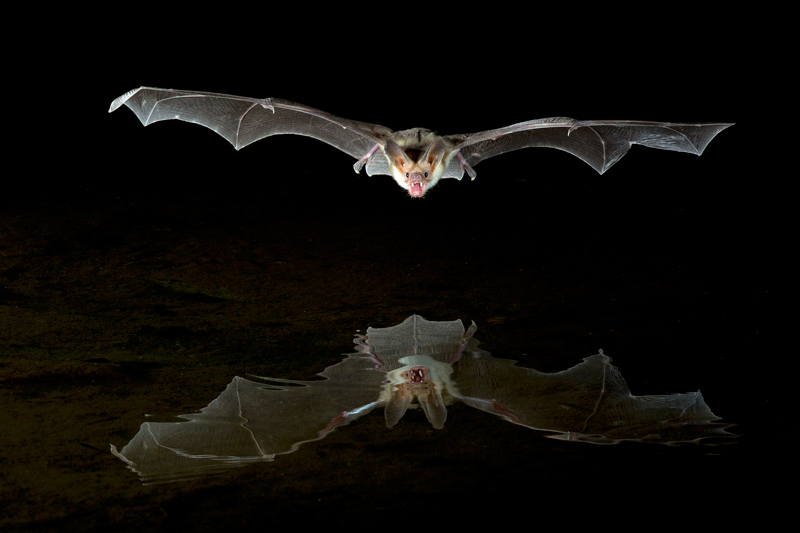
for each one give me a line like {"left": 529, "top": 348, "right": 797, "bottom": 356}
{"left": 109, "top": 87, "right": 733, "bottom": 197}
{"left": 111, "top": 315, "right": 731, "bottom": 484}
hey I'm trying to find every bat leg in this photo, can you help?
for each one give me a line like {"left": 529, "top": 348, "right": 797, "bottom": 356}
{"left": 447, "top": 338, "right": 469, "bottom": 365}
{"left": 353, "top": 143, "right": 382, "bottom": 173}
{"left": 457, "top": 153, "right": 477, "bottom": 180}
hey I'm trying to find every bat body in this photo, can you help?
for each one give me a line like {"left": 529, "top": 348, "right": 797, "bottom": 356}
{"left": 111, "top": 315, "right": 731, "bottom": 483}
{"left": 110, "top": 87, "right": 733, "bottom": 197}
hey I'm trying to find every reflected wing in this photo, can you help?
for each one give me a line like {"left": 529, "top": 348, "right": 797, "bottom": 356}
{"left": 454, "top": 351, "right": 730, "bottom": 444}
{"left": 111, "top": 354, "right": 385, "bottom": 483}
{"left": 109, "top": 87, "right": 392, "bottom": 162}
{"left": 454, "top": 118, "right": 732, "bottom": 175}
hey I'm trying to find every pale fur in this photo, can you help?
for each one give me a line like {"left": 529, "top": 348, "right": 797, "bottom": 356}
{"left": 384, "top": 128, "right": 460, "bottom": 195}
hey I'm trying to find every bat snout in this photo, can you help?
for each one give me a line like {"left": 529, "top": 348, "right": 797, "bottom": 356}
{"left": 407, "top": 172, "right": 429, "bottom": 197}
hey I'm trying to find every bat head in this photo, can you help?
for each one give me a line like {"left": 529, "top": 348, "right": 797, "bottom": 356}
{"left": 381, "top": 356, "right": 455, "bottom": 429}
{"left": 384, "top": 136, "right": 448, "bottom": 197}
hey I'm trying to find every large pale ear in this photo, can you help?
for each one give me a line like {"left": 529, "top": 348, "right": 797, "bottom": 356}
{"left": 385, "top": 388, "right": 412, "bottom": 428}
{"left": 417, "top": 389, "right": 447, "bottom": 429}
{"left": 384, "top": 139, "right": 411, "bottom": 169}
{"left": 422, "top": 138, "right": 447, "bottom": 169}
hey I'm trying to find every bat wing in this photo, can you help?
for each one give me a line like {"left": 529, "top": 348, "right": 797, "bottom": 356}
{"left": 109, "top": 87, "right": 393, "bottom": 172}
{"left": 454, "top": 351, "right": 731, "bottom": 444}
{"left": 451, "top": 118, "right": 733, "bottom": 177}
{"left": 110, "top": 354, "right": 386, "bottom": 483}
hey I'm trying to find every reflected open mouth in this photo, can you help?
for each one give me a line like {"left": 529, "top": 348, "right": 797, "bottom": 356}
{"left": 408, "top": 366, "right": 427, "bottom": 383}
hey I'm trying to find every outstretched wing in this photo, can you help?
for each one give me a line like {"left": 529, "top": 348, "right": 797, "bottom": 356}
{"left": 454, "top": 351, "right": 731, "bottom": 444}
{"left": 454, "top": 118, "right": 733, "bottom": 175}
{"left": 109, "top": 87, "right": 392, "bottom": 163}
{"left": 110, "top": 354, "right": 386, "bottom": 483}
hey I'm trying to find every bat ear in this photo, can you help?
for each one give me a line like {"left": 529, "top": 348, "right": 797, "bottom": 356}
{"left": 418, "top": 389, "right": 447, "bottom": 429}
{"left": 422, "top": 138, "right": 446, "bottom": 169}
{"left": 385, "top": 388, "right": 412, "bottom": 428}
{"left": 384, "top": 139, "right": 411, "bottom": 169}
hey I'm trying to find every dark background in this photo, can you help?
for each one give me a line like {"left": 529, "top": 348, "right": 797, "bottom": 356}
{"left": 2, "top": 4, "right": 788, "bottom": 530}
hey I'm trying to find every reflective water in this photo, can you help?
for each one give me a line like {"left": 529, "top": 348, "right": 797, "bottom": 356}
{"left": 0, "top": 162, "right": 782, "bottom": 529}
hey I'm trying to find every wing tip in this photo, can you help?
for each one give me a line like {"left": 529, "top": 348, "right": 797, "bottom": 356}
{"left": 108, "top": 87, "right": 142, "bottom": 113}
{"left": 695, "top": 123, "right": 735, "bottom": 155}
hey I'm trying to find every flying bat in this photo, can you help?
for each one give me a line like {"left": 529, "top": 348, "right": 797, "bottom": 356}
{"left": 111, "top": 315, "right": 731, "bottom": 484}
{"left": 109, "top": 87, "right": 733, "bottom": 197}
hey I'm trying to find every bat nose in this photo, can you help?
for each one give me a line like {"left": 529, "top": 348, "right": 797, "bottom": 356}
{"left": 408, "top": 172, "right": 426, "bottom": 182}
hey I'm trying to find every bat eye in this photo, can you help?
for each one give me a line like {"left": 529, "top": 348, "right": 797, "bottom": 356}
{"left": 406, "top": 172, "right": 409, "bottom": 178}
{"left": 424, "top": 172, "right": 428, "bottom": 178}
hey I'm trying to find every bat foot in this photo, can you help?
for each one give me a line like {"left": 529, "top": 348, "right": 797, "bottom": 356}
{"left": 457, "top": 153, "right": 477, "bottom": 180}
{"left": 353, "top": 143, "right": 382, "bottom": 174}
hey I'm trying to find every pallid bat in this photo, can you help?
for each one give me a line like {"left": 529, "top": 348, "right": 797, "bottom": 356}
{"left": 111, "top": 315, "right": 730, "bottom": 484}
{"left": 109, "top": 87, "right": 733, "bottom": 197}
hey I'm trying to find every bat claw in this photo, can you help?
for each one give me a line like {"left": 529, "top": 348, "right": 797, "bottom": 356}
{"left": 260, "top": 98, "right": 275, "bottom": 113}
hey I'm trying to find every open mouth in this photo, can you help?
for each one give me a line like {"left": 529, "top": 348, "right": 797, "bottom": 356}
{"left": 409, "top": 181, "right": 426, "bottom": 197}
{"left": 408, "top": 366, "right": 427, "bottom": 383}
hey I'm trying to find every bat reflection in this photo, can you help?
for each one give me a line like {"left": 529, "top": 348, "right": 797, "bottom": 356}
{"left": 111, "top": 315, "right": 731, "bottom": 483}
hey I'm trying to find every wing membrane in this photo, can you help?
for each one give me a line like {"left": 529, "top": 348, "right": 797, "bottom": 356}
{"left": 455, "top": 118, "right": 732, "bottom": 174}
{"left": 109, "top": 87, "right": 390, "bottom": 160}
